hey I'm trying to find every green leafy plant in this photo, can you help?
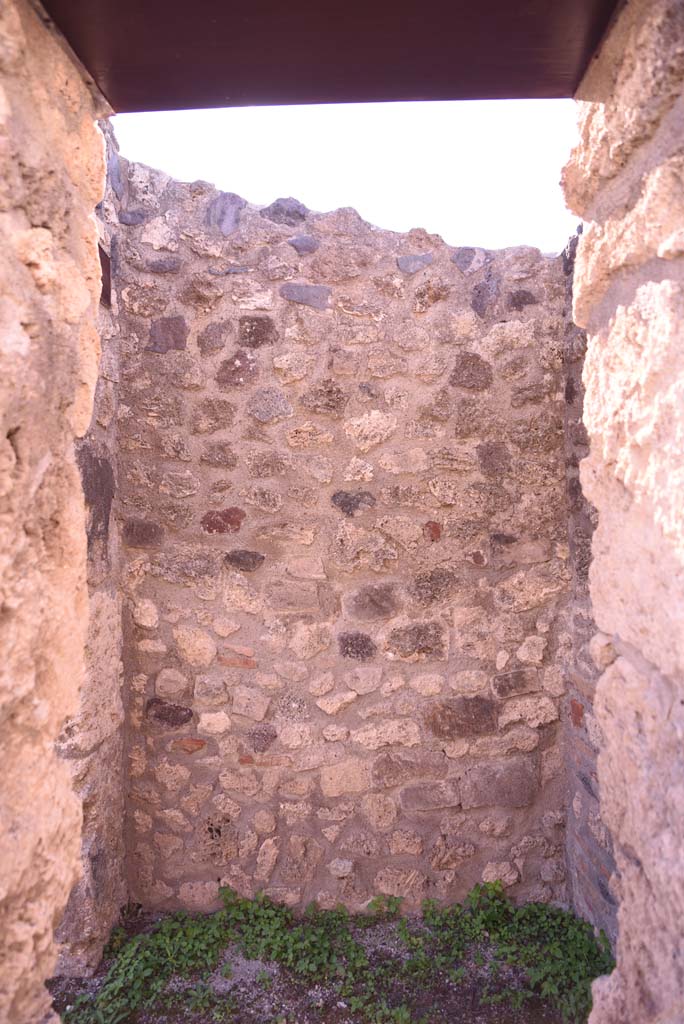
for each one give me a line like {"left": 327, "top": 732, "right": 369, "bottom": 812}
{"left": 61, "top": 882, "right": 613, "bottom": 1024}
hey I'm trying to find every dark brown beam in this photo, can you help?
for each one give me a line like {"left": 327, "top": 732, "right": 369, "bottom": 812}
{"left": 42, "top": 0, "right": 621, "bottom": 113}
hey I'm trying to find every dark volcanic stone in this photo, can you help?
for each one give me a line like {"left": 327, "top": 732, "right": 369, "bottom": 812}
{"left": 460, "top": 756, "right": 539, "bottom": 809}
{"left": 347, "top": 583, "right": 402, "bottom": 621}
{"left": 451, "top": 247, "right": 476, "bottom": 271}
{"left": 216, "top": 350, "right": 259, "bottom": 387}
{"left": 397, "top": 253, "right": 433, "bottom": 274}
{"left": 280, "top": 283, "right": 331, "bottom": 310}
{"left": 471, "top": 275, "right": 501, "bottom": 317}
{"left": 476, "top": 441, "right": 511, "bottom": 476}
{"left": 145, "top": 255, "right": 182, "bottom": 274}
{"left": 331, "top": 490, "right": 376, "bottom": 517}
{"left": 118, "top": 208, "right": 148, "bottom": 226}
{"left": 248, "top": 723, "right": 278, "bottom": 752}
{"left": 288, "top": 234, "right": 320, "bottom": 255}
{"left": 225, "top": 549, "right": 265, "bottom": 572}
{"left": 490, "top": 531, "right": 517, "bottom": 547}
{"left": 147, "top": 316, "right": 188, "bottom": 353}
{"left": 205, "top": 191, "right": 247, "bottom": 235}
{"left": 145, "top": 698, "right": 193, "bottom": 729}
{"left": 122, "top": 518, "right": 163, "bottom": 548}
{"left": 508, "top": 289, "right": 538, "bottom": 311}
{"left": 300, "top": 378, "right": 349, "bottom": 417}
{"left": 338, "top": 631, "right": 377, "bottom": 660}
{"left": 261, "top": 197, "right": 308, "bottom": 226}
{"left": 107, "top": 146, "right": 124, "bottom": 199}
{"left": 386, "top": 622, "right": 446, "bottom": 660}
{"left": 410, "top": 567, "right": 458, "bottom": 605}
{"left": 238, "top": 316, "right": 278, "bottom": 349}
{"left": 449, "top": 351, "right": 493, "bottom": 390}
{"left": 201, "top": 508, "right": 245, "bottom": 534}
{"left": 198, "top": 321, "right": 231, "bottom": 356}
{"left": 76, "top": 446, "right": 114, "bottom": 549}
{"left": 425, "top": 697, "right": 497, "bottom": 740}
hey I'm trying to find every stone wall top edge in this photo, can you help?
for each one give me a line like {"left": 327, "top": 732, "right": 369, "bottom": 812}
{"left": 109, "top": 135, "right": 568, "bottom": 261}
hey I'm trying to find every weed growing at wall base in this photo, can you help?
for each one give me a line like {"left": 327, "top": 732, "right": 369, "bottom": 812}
{"left": 58, "top": 883, "right": 613, "bottom": 1024}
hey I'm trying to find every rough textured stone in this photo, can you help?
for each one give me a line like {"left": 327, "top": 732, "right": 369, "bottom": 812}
{"left": 331, "top": 490, "right": 376, "bottom": 517}
{"left": 397, "top": 253, "right": 433, "bottom": 274}
{"left": 344, "top": 410, "right": 397, "bottom": 452}
{"left": 122, "top": 518, "right": 164, "bottom": 549}
{"left": 371, "top": 750, "right": 447, "bottom": 789}
{"left": 147, "top": 316, "right": 188, "bottom": 353}
{"left": 338, "top": 632, "right": 377, "bottom": 661}
{"left": 145, "top": 699, "right": 193, "bottom": 729}
{"left": 300, "top": 378, "right": 349, "bottom": 417}
{"left": 345, "top": 583, "right": 402, "bottom": 621}
{"left": 225, "top": 549, "right": 265, "bottom": 573}
{"left": 198, "top": 321, "right": 231, "bottom": 356}
{"left": 400, "top": 782, "right": 461, "bottom": 813}
{"left": 174, "top": 627, "right": 217, "bottom": 668}
{"left": 239, "top": 315, "right": 278, "bottom": 349}
{"left": 386, "top": 622, "right": 447, "bottom": 661}
{"left": 247, "top": 386, "right": 293, "bottom": 422}
{"left": 261, "top": 197, "right": 308, "bottom": 225}
{"left": 460, "top": 757, "right": 538, "bottom": 809}
{"left": 288, "top": 234, "right": 320, "bottom": 255}
{"left": 425, "top": 697, "right": 498, "bottom": 740}
{"left": 280, "top": 282, "right": 331, "bottom": 309}
{"left": 449, "top": 352, "right": 494, "bottom": 390}
{"left": 491, "top": 669, "right": 541, "bottom": 700}
{"left": 205, "top": 191, "right": 247, "bottom": 235}
{"left": 201, "top": 507, "right": 246, "bottom": 534}
{"left": 561, "top": 5, "right": 684, "bottom": 1015}
{"left": 216, "top": 350, "right": 259, "bottom": 387}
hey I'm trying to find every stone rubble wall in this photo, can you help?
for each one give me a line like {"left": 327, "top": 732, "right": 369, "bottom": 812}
{"left": 559, "top": 233, "right": 617, "bottom": 943}
{"left": 563, "top": 0, "right": 684, "bottom": 1020}
{"left": 109, "top": 154, "right": 573, "bottom": 915}
{"left": 0, "top": 0, "right": 107, "bottom": 1019}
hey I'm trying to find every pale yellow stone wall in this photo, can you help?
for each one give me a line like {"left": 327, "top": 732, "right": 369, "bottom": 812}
{"left": 0, "top": 1, "right": 107, "bottom": 1019}
{"left": 563, "top": 1, "right": 684, "bottom": 1020}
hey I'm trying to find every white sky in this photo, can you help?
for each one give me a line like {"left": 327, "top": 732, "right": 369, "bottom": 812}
{"left": 112, "top": 99, "right": 580, "bottom": 254}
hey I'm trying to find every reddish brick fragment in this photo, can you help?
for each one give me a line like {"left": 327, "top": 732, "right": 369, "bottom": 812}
{"left": 423, "top": 520, "right": 442, "bottom": 542}
{"left": 201, "top": 507, "right": 245, "bottom": 534}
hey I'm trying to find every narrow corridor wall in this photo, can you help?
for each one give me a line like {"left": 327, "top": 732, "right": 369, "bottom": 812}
{"left": 0, "top": 0, "right": 107, "bottom": 1019}
{"left": 563, "top": 0, "right": 684, "bottom": 1020}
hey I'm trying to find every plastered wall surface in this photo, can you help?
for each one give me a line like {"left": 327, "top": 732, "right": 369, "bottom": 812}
{"left": 563, "top": 0, "right": 684, "bottom": 1020}
{"left": 106, "top": 156, "right": 574, "bottom": 917}
{"left": 0, "top": 0, "right": 106, "bottom": 1019}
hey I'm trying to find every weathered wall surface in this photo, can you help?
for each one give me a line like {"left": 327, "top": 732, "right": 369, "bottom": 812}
{"left": 0, "top": 0, "right": 106, "bottom": 1019}
{"left": 108, "top": 157, "right": 573, "bottom": 915}
{"left": 55, "top": 125, "right": 127, "bottom": 977}
{"left": 559, "top": 233, "right": 617, "bottom": 942}
{"left": 563, "top": 0, "right": 684, "bottom": 1020}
